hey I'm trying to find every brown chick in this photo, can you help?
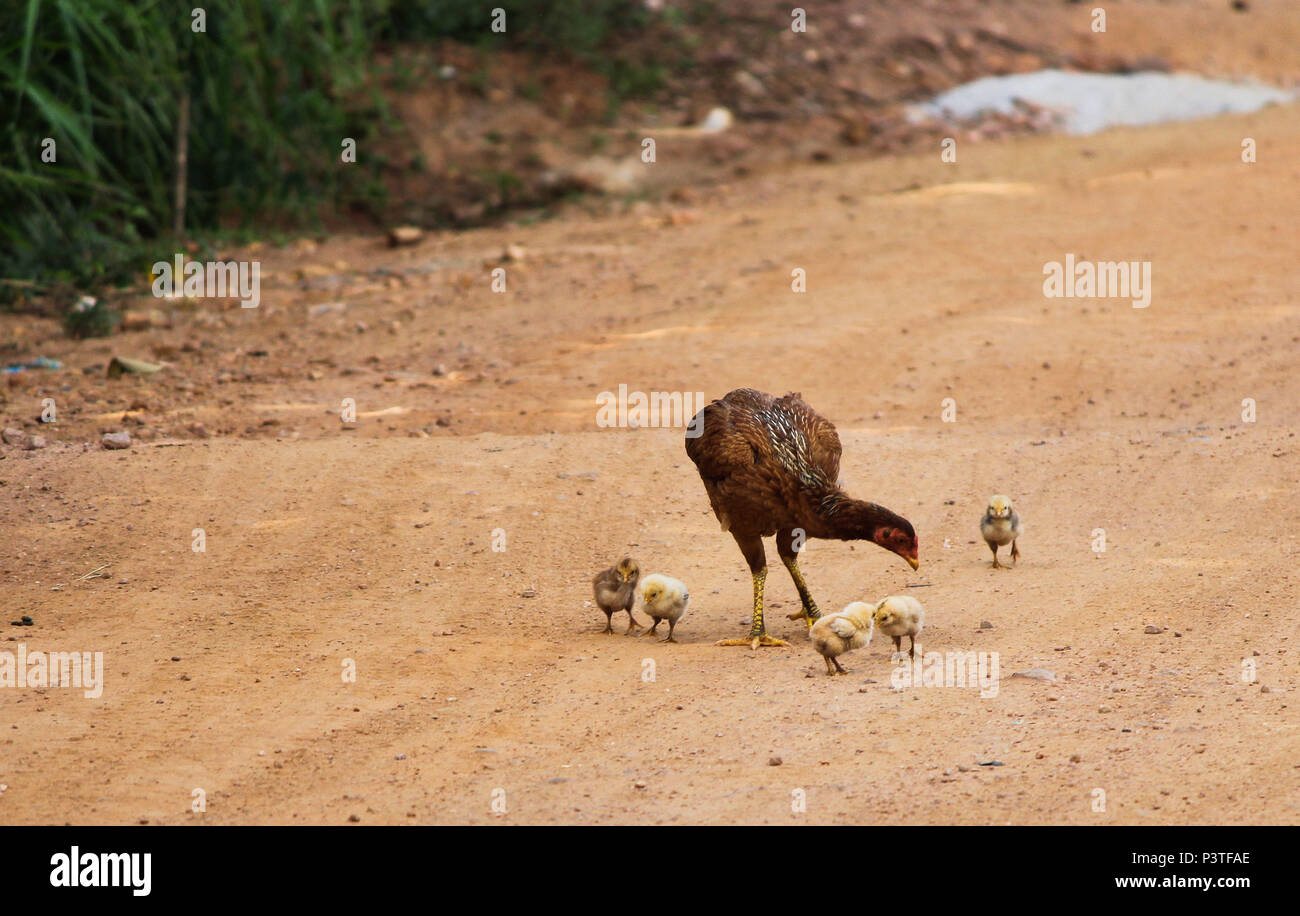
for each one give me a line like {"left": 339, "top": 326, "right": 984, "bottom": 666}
{"left": 593, "top": 557, "right": 641, "bottom": 634}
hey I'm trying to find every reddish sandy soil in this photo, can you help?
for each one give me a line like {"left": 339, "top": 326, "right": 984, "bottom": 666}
{"left": 2, "top": 6, "right": 1299, "bottom": 826}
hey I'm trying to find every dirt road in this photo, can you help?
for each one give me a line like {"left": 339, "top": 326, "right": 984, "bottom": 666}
{"left": 2, "top": 100, "right": 1298, "bottom": 824}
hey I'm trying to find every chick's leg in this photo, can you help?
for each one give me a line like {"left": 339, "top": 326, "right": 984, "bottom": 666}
{"left": 1010, "top": 540, "right": 1020, "bottom": 565}
{"left": 989, "top": 543, "right": 1004, "bottom": 569}
{"left": 623, "top": 611, "right": 641, "bottom": 635}
{"left": 716, "top": 537, "right": 790, "bottom": 648}
{"left": 832, "top": 657, "right": 847, "bottom": 676}
{"left": 660, "top": 619, "right": 677, "bottom": 643}
{"left": 777, "top": 530, "right": 821, "bottom": 625}
{"left": 602, "top": 611, "right": 614, "bottom": 635}
{"left": 824, "top": 656, "right": 835, "bottom": 676}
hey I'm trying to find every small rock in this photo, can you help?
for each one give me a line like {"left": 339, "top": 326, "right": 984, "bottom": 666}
{"left": 1098, "top": 705, "right": 1113, "bottom": 713}
{"left": 768, "top": 756, "right": 782, "bottom": 766}
{"left": 1011, "top": 668, "right": 1056, "bottom": 683}
{"left": 387, "top": 226, "right": 423, "bottom": 247}
{"left": 24, "top": 436, "right": 46, "bottom": 450}
{"left": 2, "top": 428, "right": 24, "bottom": 446}
{"left": 1144, "top": 625, "right": 1163, "bottom": 634}
{"left": 1069, "top": 754, "right": 1082, "bottom": 763}
{"left": 634, "top": 780, "right": 647, "bottom": 789}
{"left": 733, "top": 69, "right": 765, "bottom": 96}
{"left": 348, "top": 814, "right": 361, "bottom": 823}
{"left": 102, "top": 431, "right": 132, "bottom": 450}
{"left": 977, "top": 760, "right": 1003, "bottom": 767}
{"left": 980, "top": 620, "right": 994, "bottom": 629}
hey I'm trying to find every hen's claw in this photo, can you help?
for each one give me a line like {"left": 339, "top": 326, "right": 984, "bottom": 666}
{"left": 716, "top": 634, "right": 791, "bottom": 649}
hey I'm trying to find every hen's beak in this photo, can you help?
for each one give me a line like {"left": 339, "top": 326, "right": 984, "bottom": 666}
{"left": 905, "top": 555, "right": 920, "bottom": 571}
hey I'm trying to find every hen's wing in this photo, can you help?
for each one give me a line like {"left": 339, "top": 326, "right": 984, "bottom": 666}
{"left": 775, "top": 391, "right": 842, "bottom": 484}
{"left": 685, "top": 389, "right": 841, "bottom": 536}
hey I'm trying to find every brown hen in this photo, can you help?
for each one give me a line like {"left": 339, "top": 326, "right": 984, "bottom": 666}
{"left": 685, "top": 389, "right": 919, "bottom": 648}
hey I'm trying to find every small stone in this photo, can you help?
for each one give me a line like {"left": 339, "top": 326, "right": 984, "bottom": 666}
{"left": 634, "top": 780, "right": 647, "bottom": 789}
{"left": 102, "top": 431, "right": 132, "bottom": 450}
{"left": 2, "top": 428, "right": 24, "bottom": 446}
{"left": 980, "top": 620, "right": 994, "bottom": 629}
{"left": 1011, "top": 668, "right": 1056, "bottom": 683}
{"left": 1144, "top": 625, "right": 1163, "bottom": 634}
{"left": 768, "top": 756, "right": 782, "bottom": 766}
{"left": 977, "top": 760, "right": 1003, "bottom": 767}
{"left": 1098, "top": 705, "right": 1113, "bottom": 713}
{"left": 1069, "top": 754, "right": 1082, "bottom": 763}
{"left": 24, "top": 436, "right": 47, "bottom": 450}
{"left": 387, "top": 226, "right": 423, "bottom": 247}
{"left": 348, "top": 814, "right": 361, "bottom": 823}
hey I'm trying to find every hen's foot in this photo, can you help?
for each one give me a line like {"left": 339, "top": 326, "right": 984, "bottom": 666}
{"left": 715, "top": 633, "right": 791, "bottom": 649}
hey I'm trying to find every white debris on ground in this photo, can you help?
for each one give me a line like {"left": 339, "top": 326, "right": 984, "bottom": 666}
{"left": 909, "top": 69, "right": 1296, "bottom": 135}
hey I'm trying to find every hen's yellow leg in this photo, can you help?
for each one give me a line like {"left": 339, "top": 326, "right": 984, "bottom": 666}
{"left": 716, "top": 568, "right": 791, "bottom": 649}
{"left": 781, "top": 555, "right": 822, "bottom": 626}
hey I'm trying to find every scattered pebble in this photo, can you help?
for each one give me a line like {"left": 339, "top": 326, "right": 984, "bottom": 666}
{"left": 102, "top": 431, "right": 132, "bottom": 450}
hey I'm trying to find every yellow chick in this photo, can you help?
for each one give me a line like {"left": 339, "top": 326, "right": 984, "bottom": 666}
{"left": 809, "top": 601, "right": 875, "bottom": 676}
{"left": 980, "top": 494, "right": 1022, "bottom": 569}
{"left": 873, "top": 595, "right": 924, "bottom": 660}
{"left": 593, "top": 557, "right": 641, "bottom": 634}
{"left": 639, "top": 573, "right": 689, "bottom": 643}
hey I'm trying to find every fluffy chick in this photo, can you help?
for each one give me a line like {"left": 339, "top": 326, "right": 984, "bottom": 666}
{"left": 980, "top": 494, "right": 1022, "bottom": 569}
{"left": 639, "top": 573, "right": 689, "bottom": 643}
{"left": 809, "top": 601, "right": 875, "bottom": 676}
{"left": 593, "top": 557, "right": 641, "bottom": 635}
{"left": 873, "top": 595, "right": 924, "bottom": 660}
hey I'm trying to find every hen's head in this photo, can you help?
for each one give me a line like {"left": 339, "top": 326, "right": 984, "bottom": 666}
{"left": 873, "top": 521, "right": 919, "bottom": 570}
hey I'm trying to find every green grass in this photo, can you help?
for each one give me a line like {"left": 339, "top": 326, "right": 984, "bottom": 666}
{"left": 0, "top": 0, "right": 701, "bottom": 305}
